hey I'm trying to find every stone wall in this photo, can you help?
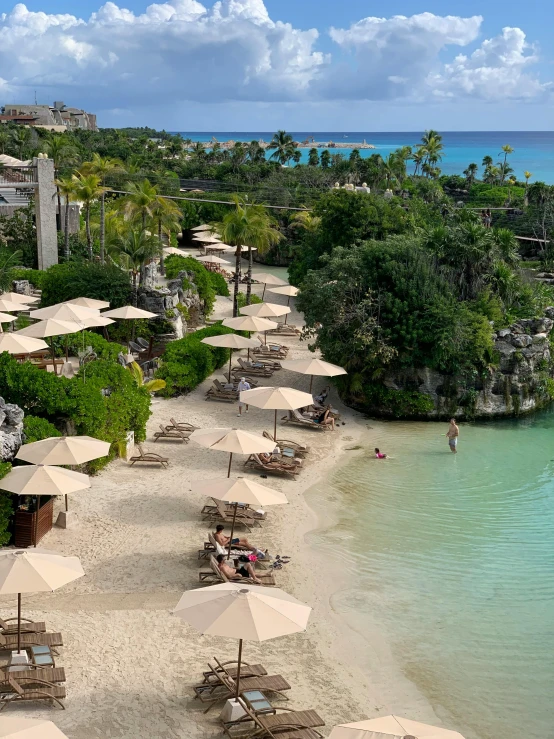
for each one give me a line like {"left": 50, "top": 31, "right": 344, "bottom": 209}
{"left": 0, "top": 397, "right": 24, "bottom": 461}
{"left": 137, "top": 268, "right": 203, "bottom": 339}
{"left": 380, "top": 311, "right": 554, "bottom": 419}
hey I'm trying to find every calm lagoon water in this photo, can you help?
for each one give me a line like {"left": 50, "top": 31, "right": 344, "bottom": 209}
{"left": 306, "top": 412, "right": 554, "bottom": 739}
{"left": 177, "top": 131, "right": 554, "bottom": 183}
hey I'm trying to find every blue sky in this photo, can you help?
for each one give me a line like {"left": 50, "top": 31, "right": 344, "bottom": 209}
{"left": 1, "top": 1, "right": 552, "bottom": 131}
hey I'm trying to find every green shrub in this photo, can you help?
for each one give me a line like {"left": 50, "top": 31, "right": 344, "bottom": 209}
{"left": 363, "top": 385, "right": 435, "bottom": 418}
{"left": 208, "top": 271, "right": 230, "bottom": 297}
{"left": 54, "top": 331, "right": 125, "bottom": 362}
{"left": 0, "top": 464, "right": 13, "bottom": 547}
{"left": 164, "top": 255, "right": 216, "bottom": 315}
{"left": 9, "top": 268, "right": 47, "bottom": 290}
{"left": 236, "top": 292, "right": 262, "bottom": 310}
{"left": 155, "top": 324, "right": 235, "bottom": 396}
{"left": 23, "top": 416, "right": 62, "bottom": 443}
{"left": 40, "top": 262, "right": 132, "bottom": 308}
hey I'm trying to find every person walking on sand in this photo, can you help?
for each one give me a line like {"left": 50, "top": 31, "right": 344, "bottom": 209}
{"left": 237, "top": 377, "right": 251, "bottom": 417}
{"left": 446, "top": 418, "right": 459, "bottom": 453}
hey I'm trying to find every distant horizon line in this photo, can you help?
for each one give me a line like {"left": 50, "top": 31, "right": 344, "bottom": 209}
{"left": 166, "top": 130, "right": 554, "bottom": 134}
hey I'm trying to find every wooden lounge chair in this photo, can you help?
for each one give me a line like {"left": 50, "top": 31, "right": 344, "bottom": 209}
{"left": 165, "top": 418, "right": 199, "bottom": 432}
{"left": 281, "top": 410, "right": 329, "bottom": 431}
{"left": 262, "top": 431, "right": 309, "bottom": 457}
{"left": 266, "top": 324, "right": 301, "bottom": 337}
{"left": 1, "top": 666, "right": 66, "bottom": 685}
{"left": 204, "top": 499, "right": 260, "bottom": 530}
{"left": 222, "top": 696, "right": 324, "bottom": 739}
{"left": 0, "top": 676, "right": 65, "bottom": 711}
{"left": 194, "top": 658, "right": 290, "bottom": 711}
{"left": 244, "top": 454, "right": 299, "bottom": 478}
{"left": 233, "top": 358, "right": 273, "bottom": 377}
{"left": 129, "top": 444, "right": 169, "bottom": 467}
{"left": 0, "top": 617, "right": 45, "bottom": 635}
{"left": 202, "top": 661, "right": 267, "bottom": 684}
{"left": 199, "top": 555, "right": 275, "bottom": 587}
{"left": 199, "top": 531, "right": 250, "bottom": 561}
{"left": 0, "top": 632, "right": 62, "bottom": 651}
{"left": 153, "top": 424, "right": 191, "bottom": 443}
{"left": 253, "top": 336, "right": 289, "bottom": 356}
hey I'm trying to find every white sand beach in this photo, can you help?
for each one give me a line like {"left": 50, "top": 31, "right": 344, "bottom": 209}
{"left": 0, "top": 271, "right": 444, "bottom": 737}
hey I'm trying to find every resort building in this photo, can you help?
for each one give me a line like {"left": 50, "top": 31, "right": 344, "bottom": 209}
{"left": 0, "top": 101, "right": 97, "bottom": 132}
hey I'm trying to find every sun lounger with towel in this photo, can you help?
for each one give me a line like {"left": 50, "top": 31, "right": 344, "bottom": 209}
{"left": 153, "top": 424, "right": 191, "bottom": 443}
{"left": 282, "top": 409, "right": 330, "bottom": 431}
{"left": 244, "top": 453, "right": 300, "bottom": 478}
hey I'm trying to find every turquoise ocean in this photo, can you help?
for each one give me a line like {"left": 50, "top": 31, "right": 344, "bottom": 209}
{"left": 177, "top": 131, "right": 554, "bottom": 183}
{"left": 305, "top": 411, "right": 554, "bottom": 739}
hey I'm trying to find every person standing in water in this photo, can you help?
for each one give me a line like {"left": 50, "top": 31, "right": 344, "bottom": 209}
{"left": 446, "top": 418, "right": 459, "bottom": 453}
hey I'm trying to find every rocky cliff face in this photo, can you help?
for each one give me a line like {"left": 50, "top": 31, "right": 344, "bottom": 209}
{"left": 380, "top": 311, "right": 554, "bottom": 419}
{"left": 138, "top": 269, "right": 203, "bottom": 339}
{"left": 0, "top": 397, "right": 24, "bottom": 461}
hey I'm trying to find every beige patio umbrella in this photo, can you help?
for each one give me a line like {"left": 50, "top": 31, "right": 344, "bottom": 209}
{"left": 0, "top": 313, "right": 16, "bottom": 333}
{"left": 193, "top": 477, "right": 287, "bottom": 556}
{"left": 16, "top": 436, "right": 110, "bottom": 512}
{"left": 0, "top": 299, "right": 26, "bottom": 313}
{"left": 29, "top": 303, "right": 99, "bottom": 322}
{"left": 223, "top": 316, "right": 278, "bottom": 345}
{"left": 329, "top": 716, "right": 466, "bottom": 739}
{"left": 240, "top": 302, "right": 291, "bottom": 319}
{"left": 174, "top": 583, "right": 311, "bottom": 700}
{"left": 191, "top": 224, "right": 215, "bottom": 232}
{"left": 0, "top": 333, "right": 48, "bottom": 356}
{"left": 252, "top": 272, "right": 288, "bottom": 300}
{"left": 193, "top": 235, "right": 222, "bottom": 244}
{"left": 0, "top": 548, "right": 84, "bottom": 654}
{"left": 201, "top": 333, "right": 259, "bottom": 379}
{"left": 0, "top": 293, "right": 39, "bottom": 305}
{"left": 17, "top": 319, "right": 82, "bottom": 373}
{"left": 240, "top": 386, "right": 314, "bottom": 439}
{"left": 65, "top": 296, "right": 111, "bottom": 310}
{"left": 281, "top": 357, "right": 347, "bottom": 393}
{"left": 267, "top": 284, "right": 299, "bottom": 323}
{"left": 189, "top": 428, "right": 275, "bottom": 477}
{"left": 0, "top": 718, "right": 69, "bottom": 739}
{"left": 0, "top": 465, "right": 90, "bottom": 547}
{"left": 102, "top": 305, "right": 158, "bottom": 348}
{"left": 197, "top": 255, "right": 230, "bottom": 265}
{"left": 163, "top": 246, "right": 186, "bottom": 256}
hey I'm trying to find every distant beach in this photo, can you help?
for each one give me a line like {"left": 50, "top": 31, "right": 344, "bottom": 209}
{"left": 175, "top": 131, "right": 554, "bottom": 183}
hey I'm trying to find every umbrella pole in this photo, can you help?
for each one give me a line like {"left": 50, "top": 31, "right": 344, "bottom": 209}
{"left": 235, "top": 638, "right": 243, "bottom": 701}
{"left": 17, "top": 592, "right": 21, "bottom": 654}
{"left": 65, "top": 493, "right": 69, "bottom": 512}
{"left": 227, "top": 452, "right": 233, "bottom": 479}
{"left": 309, "top": 375, "right": 314, "bottom": 394}
{"left": 49, "top": 340, "right": 58, "bottom": 376}
{"left": 228, "top": 350, "right": 233, "bottom": 382}
{"left": 33, "top": 496, "right": 41, "bottom": 547}
{"left": 285, "top": 296, "right": 290, "bottom": 324}
{"left": 274, "top": 409, "right": 277, "bottom": 442}
{"left": 262, "top": 284, "right": 266, "bottom": 300}
{"left": 227, "top": 503, "right": 238, "bottom": 558}
{"left": 65, "top": 335, "right": 69, "bottom": 362}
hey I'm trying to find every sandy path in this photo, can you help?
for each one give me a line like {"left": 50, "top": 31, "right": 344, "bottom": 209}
{"left": 0, "top": 268, "right": 395, "bottom": 738}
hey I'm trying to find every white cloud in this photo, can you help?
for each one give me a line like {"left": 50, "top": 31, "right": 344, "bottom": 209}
{"left": 0, "top": 2, "right": 550, "bottom": 117}
{"left": 428, "top": 27, "right": 552, "bottom": 100}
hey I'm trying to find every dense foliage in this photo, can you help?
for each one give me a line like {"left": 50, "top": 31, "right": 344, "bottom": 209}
{"left": 0, "top": 464, "right": 13, "bottom": 547}
{"left": 164, "top": 254, "right": 217, "bottom": 315}
{"left": 23, "top": 416, "right": 62, "bottom": 444}
{"left": 155, "top": 324, "right": 235, "bottom": 397}
{"left": 40, "top": 262, "right": 132, "bottom": 307}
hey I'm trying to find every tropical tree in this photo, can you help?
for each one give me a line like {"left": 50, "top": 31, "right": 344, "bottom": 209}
{"left": 71, "top": 172, "right": 109, "bottom": 259}
{"left": 0, "top": 130, "right": 10, "bottom": 154}
{"left": 524, "top": 171, "right": 533, "bottom": 205}
{"left": 118, "top": 179, "right": 159, "bottom": 229}
{"left": 308, "top": 148, "right": 319, "bottom": 166}
{"left": 10, "top": 128, "right": 31, "bottom": 159}
{"left": 216, "top": 197, "right": 283, "bottom": 314}
{"left": 55, "top": 175, "right": 77, "bottom": 261}
{"left": 0, "top": 250, "right": 23, "bottom": 292}
{"left": 412, "top": 149, "right": 425, "bottom": 176}
{"left": 80, "top": 154, "right": 125, "bottom": 264}
{"left": 499, "top": 145, "right": 514, "bottom": 183}
{"left": 267, "top": 130, "right": 297, "bottom": 166}
{"left": 463, "top": 163, "right": 478, "bottom": 186}
{"left": 320, "top": 150, "right": 331, "bottom": 169}
{"left": 151, "top": 195, "right": 182, "bottom": 275}
{"left": 291, "top": 209, "right": 322, "bottom": 233}
{"left": 127, "top": 361, "right": 166, "bottom": 392}
{"left": 113, "top": 227, "right": 159, "bottom": 304}
{"left": 247, "top": 140, "right": 266, "bottom": 164}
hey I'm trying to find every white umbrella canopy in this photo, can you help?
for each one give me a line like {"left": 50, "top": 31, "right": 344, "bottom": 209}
{"left": 193, "top": 235, "right": 222, "bottom": 244}
{"left": 0, "top": 717, "right": 69, "bottom": 739}
{"left": 163, "top": 247, "right": 187, "bottom": 256}
{"left": 197, "top": 255, "right": 230, "bottom": 265}
{"left": 0, "top": 334, "right": 48, "bottom": 355}
{"left": 280, "top": 358, "right": 347, "bottom": 392}
{"left": 223, "top": 316, "right": 278, "bottom": 335}
{"left": 190, "top": 427, "right": 275, "bottom": 476}
{"left": 16, "top": 436, "right": 111, "bottom": 466}
{"left": 240, "top": 386, "right": 315, "bottom": 438}
{"left": 253, "top": 272, "right": 288, "bottom": 299}
{"left": 29, "top": 304, "right": 99, "bottom": 322}
{"left": 0, "top": 299, "right": 26, "bottom": 312}
{"left": 0, "top": 313, "right": 16, "bottom": 325}
{"left": 0, "top": 293, "right": 39, "bottom": 305}
{"left": 240, "top": 302, "right": 291, "bottom": 318}
{"left": 267, "top": 285, "right": 299, "bottom": 297}
{"left": 102, "top": 306, "right": 157, "bottom": 319}
{"left": 0, "top": 465, "right": 90, "bottom": 497}
{"left": 328, "top": 716, "right": 466, "bottom": 739}
{"left": 0, "top": 548, "right": 84, "bottom": 653}
{"left": 174, "top": 583, "right": 311, "bottom": 699}
{"left": 78, "top": 314, "right": 115, "bottom": 329}
{"left": 17, "top": 319, "right": 82, "bottom": 339}
{"left": 64, "top": 297, "right": 111, "bottom": 310}
{"left": 191, "top": 224, "right": 215, "bottom": 232}
{"left": 201, "top": 333, "right": 259, "bottom": 378}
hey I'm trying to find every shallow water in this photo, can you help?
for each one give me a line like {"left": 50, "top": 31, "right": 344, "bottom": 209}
{"left": 307, "top": 412, "right": 554, "bottom": 739}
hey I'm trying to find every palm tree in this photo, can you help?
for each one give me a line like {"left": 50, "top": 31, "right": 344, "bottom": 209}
{"left": 55, "top": 175, "right": 77, "bottom": 261}
{"left": 412, "top": 149, "right": 425, "bottom": 176}
{"left": 291, "top": 209, "right": 321, "bottom": 232}
{"left": 463, "top": 163, "right": 479, "bottom": 186}
{"left": 292, "top": 150, "right": 302, "bottom": 165}
{"left": 320, "top": 150, "right": 331, "bottom": 169}
{"left": 216, "top": 197, "right": 283, "bottom": 314}
{"left": 308, "top": 148, "right": 319, "bottom": 166}
{"left": 113, "top": 228, "right": 159, "bottom": 305}
{"left": 247, "top": 141, "right": 266, "bottom": 164}
{"left": 151, "top": 195, "right": 182, "bottom": 275}
{"left": 118, "top": 179, "right": 159, "bottom": 230}
{"left": 499, "top": 145, "right": 514, "bottom": 183}
{"left": 10, "top": 128, "right": 31, "bottom": 160}
{"left": 267, "top": 130, "right": 296, "bottom": 166}
{"left": 0, "top": 130, "right": 9, "bottom": 154}
{"left": 43, "top": 133, "right": 79, "bottom": 233}
{"left": 80, "top": 154, "right": 125, "bottom": 264}
{"left": 0, "top": 250, "right": 23, "bottom": 292}
{"left": 71, "top": 172, "right": 109, "bottom": 259}
{"left": 524, "top": 171, "right": 533, "bottom": 205}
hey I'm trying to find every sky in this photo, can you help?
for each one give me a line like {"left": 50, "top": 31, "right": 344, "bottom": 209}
{"left": 0, "top": 0, "right": 552, "bottom": 131}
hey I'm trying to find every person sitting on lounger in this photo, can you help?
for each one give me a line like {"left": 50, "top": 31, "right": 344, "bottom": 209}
{"left": 314, "top": 407, "right": 335, "bottom": 430}
{"left": 214, "top": 525, "right": 267, "bottom": 558}
{"left": 258, "top": 452, "right": 296, "bottom": 469}
{"left": 313, "top": 386, "right": 330, "bottom": 405}
{"left": 216, "top": 554, "right": 262, "bottom": 584}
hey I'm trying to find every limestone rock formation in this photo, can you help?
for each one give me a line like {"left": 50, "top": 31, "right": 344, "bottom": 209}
{"left": 138, "top": 268, "right": 203, "bottom": 340}
{"left": 0, "top": 397, "right": 24, "bottom": 461}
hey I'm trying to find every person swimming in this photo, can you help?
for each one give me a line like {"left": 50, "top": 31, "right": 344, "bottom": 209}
{"left": 375, "top": 448, "right": 387, "bottom": 459}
